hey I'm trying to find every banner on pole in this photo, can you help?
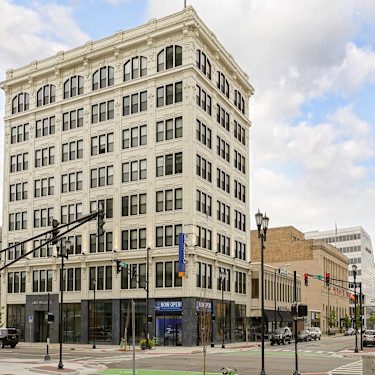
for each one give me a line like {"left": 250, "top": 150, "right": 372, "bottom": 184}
{"left": 178, "top": 232, "right": 186, "bottom": 277}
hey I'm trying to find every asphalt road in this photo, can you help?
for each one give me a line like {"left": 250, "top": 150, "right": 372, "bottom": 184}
{"left": 0, "top": 335, "right": 362, "bottom": 375}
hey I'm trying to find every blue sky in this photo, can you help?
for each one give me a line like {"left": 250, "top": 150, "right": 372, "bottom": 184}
{"left": 1, "top": 0, "right": 375, "bottom": 247}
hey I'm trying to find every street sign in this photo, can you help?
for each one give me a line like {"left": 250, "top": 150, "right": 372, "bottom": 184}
{"left": 28, "top": 315, "right": 33, "bottom": 323}
{"left": 120, "top": 262, "right": 127, "bottom": 268}
{"left": 313, "top": 275, "right": 322, "bottom": 280}
{"left": 279, "top": 268, "right": 288, "bottom": 275}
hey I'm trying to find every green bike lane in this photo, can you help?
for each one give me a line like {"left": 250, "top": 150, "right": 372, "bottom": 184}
{"left": 97, "top": 371, "right": 219, "bottom": 375}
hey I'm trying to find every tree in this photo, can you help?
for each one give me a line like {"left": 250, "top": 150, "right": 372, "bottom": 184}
{"left": 344, "top": 314, "right": 351, "bottom": 329}
{"left": 328, "top": 309, "right": 336, "bottom": 329}
{"left": 368, "top": 313, "right": 375, "bottom": 329}
{"left": 355, "top": 304, "right": 361, "bottom": 329}
{"left": 199, "top": 297, "right": 212, "bottom": 375}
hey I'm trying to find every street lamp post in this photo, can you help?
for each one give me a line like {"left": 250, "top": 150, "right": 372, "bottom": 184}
{"left": 255, "top": 209, "right": 269, "bottom": 375}
{"left": 93, "top": 279, "right": 96, "bottom": 349}
{"left": 58, "top": 239, "right": 70, "bottom": 370}
{"left": 353, "top": 264, "right": 359, "bottom": 353}
{"left": 219, "top": 269, "right": 226, "bottom": 349}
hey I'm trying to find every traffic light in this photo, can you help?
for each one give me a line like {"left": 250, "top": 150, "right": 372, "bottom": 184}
{"left": 147, "top": 315, "right": 152, "bottom": 323}
{"left": 47, "top": 313, "right": 54, "bottom": 322}
{"left": 291, "top": 304, "right": 297, "bottom": 316}
{"left": 298, "top": 304, "right": 308, "bottom": 317}
{"left": 304, "top": 273, "right": 308, "bottom": 286}
{"left": 51, "top": 219, "right": 60, "bottom": 245}
{"left": 116, "top": 260, "right": 121, "bottom": 274}
{"left": 132, "top": 264, "right": 137, "bottom": 279}
{"left": 98, "top": 208, "right": 105, "bottom": 237}
{"left": 326, "top": 273, "right": 330, "bottom": 286}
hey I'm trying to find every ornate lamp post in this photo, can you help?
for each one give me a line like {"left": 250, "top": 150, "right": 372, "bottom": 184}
{"left": 255, "top": 210, "right": 269, "bottom": 375}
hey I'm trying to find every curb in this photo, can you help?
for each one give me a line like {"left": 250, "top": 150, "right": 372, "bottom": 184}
{"left": 29, "top": 366, "right": 79, "bottom": 375}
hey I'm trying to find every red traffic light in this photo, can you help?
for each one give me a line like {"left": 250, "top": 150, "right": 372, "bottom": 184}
{"left": 116, "top": 260, "right": 121, "bottom": 274}
{"left": 147, "top": 315, "right": 152, "bottom": 323}
{"left": 304, "top": 273, "right": 308, "bottom": 286}
{"left": 326, "top": 273, "right": 330, "bottom": 286}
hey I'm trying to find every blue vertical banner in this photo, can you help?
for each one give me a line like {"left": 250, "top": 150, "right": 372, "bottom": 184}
{"left": 178, "top": 232, "right": 186, "bottom": 277}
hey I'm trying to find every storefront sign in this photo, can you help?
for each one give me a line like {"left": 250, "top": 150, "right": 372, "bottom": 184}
{"left": 155, "top": 301, "right": 183, "bottom": 312}
{"left": 178, "top": 233, "right": 186, "bottom": 277}
{"left": 32, "top": 301, "right": 51, "bottom": 306}
{"left": 279, "top": 268, "right": 288, "bottom": 275}
{"left": 278, "top": 306, "right": 287, "bottom": 311}
{"left": 196, "top": 301, "right": 212, "bottom": 312}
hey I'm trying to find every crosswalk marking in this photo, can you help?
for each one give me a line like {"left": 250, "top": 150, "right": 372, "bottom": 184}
{"left": 329, "top": 360, "right": 362, "bottom": 375}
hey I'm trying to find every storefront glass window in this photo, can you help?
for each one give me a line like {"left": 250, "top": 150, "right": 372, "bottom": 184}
{"left": 235, "top": 304, "right": 246, "bottom": 342}
{"left": 217, "top": 302, "right": 231, "bottom": 342}
{"left": 89, "top": 301, "right": 112, "bottom": 342}
{"left": 120, "top": 300, "right": 146, "bottom": 344}
{"left": 7, "top": 304, "right": 25, "bottom": 341}
{"left": 62, "top": 303, "right": 81, "bottom": 343}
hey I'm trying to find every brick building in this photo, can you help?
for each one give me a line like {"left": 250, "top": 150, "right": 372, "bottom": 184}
{"left": 251, "top": 226, "right": 350, "bottom": 332}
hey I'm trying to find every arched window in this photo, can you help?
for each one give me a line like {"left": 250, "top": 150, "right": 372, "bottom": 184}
{"left": 196, "top": 49, "right": 211, "bottom": 80}
{"left": 124, "top": 57, "right": 147, "bottom": 82}
{"left": 12, "top": 93, "right": 29, "bottom": 114}
{"left": 36, "top": 85, "right": 56, "bottom": 107}
{"left": 157, "top": 45, "right": 182, "bottom": 72}
{"left": 92, "top": 66, "right": 114, "bottom": 91}
{"left": 64, "top": 76, "right": 84, "bottom": 99}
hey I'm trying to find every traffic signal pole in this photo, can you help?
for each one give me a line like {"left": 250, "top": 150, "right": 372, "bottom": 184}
{"left": 293, "top": 270, "right": 299, "bottom": 375}
{"left": 146, "top": 247, "right": 150, "bottom": 346}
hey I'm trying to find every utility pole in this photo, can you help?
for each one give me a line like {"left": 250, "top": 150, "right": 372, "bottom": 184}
{"left": 44, "top": 292, "right": 50, "bottom": 361}
{"left": 146, "top": 247, "right": 150, "bottom": 346}
{"left": 132, "top": 300, "right": 136, "bottom": 375}
{"left": 274, "top": 269, "right": 277, "bottom": 332}
{"left": 293, "top": 270, "right": 300, "bottom": 375}
{"left": 360, "top": 282, "right": 363, "bottom": 350}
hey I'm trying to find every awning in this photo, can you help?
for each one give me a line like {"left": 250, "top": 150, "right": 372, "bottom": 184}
{"left": 263, "top": 310, "right": 282, "bottom": 322}
{"left": 278, "top": 311, "right": 293, "bottom": 323}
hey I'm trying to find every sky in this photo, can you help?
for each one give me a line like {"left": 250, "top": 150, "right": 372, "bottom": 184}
{"left": 0, "top": 0, "right": 375, "bottom": 247}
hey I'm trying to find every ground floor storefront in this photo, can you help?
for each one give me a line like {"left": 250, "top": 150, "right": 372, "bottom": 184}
{"left": 250, "top": 308, "right": 294, "bottom": 337}
{"left": 6, "top": 296, "right": 248, "bottom": 347}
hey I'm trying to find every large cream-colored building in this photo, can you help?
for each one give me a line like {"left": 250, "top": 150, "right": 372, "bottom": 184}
{"left": 0, "top": 7, "right": 253, "bottom": 346}
{"left": 251, "top": 226, "right": 350, "bottom": 332}
{"left": 250, "top": 263, "right": 301, "bottom": 333}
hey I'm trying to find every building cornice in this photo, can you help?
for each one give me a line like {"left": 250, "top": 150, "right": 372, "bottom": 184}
{"left": 0, "top": 6, "right": 253, "bottom": 95}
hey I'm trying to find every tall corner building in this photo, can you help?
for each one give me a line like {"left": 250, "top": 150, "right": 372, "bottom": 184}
{"left": 0, "top": 6, "right": 254, "bottom": 346}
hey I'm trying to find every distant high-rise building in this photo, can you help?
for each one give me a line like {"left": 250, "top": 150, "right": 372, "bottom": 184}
{"left": 0, "top": 7, "right": 253, "bottom": 346}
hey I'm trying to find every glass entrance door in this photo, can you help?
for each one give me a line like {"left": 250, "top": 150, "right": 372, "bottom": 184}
{"left": 37, "top": 311, "right": 47, "bottom": 343}
{"left": 156, "top": 315, "right": 182, "bottom": 346}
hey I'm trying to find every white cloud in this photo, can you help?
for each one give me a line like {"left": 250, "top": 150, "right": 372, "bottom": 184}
{"left": 148, "top": 0, "right": 375, "bottom": 245}
{"left": 0, "top": 0, "right": 89, "bottom": 225}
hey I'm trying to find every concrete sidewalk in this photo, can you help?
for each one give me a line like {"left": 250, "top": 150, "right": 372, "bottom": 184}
{"left": 0, "top": 358, "right": 106, "bottom": 375}
{"left": 17, "top": 341, "right": 258, "bottom": 355}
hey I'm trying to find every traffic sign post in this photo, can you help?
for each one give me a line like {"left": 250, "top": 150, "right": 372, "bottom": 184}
{"left": 29, "top": 316, "right": 33, "bottom": 347}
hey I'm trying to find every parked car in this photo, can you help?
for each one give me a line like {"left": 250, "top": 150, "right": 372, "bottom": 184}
{"left": 297, "top": 330, "right": 311, "bottom": 342}
{"left": 0, "top": 328, "right": 19, "bottom": 348}
{"left": 363, "top": 330, "right": 375, "bottom": 347}
{"left": 270, "top": 327, "right": 292, "bottom": 345}
{"left": 308, "top": 327, "right": 322, "bottom": 340}
{"left": 345, "top": 328, "right": 355, "bottom": 336}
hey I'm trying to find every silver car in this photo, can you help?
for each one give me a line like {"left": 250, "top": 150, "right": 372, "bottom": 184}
{"left": 363, "top": 330, "right": 375, "bottom": 347}
{"left": 308, "top": 327, "right": 322, "bottom": 340}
